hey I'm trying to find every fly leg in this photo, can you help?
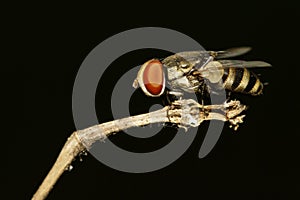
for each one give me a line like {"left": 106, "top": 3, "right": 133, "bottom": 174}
{"left": 227, "top": 91, "right": 232, "bottom": 101}
{"left": 199, "top": 81, "right": 208, "bottom": 115}
{"left": 163, "top": 89, "right": 184, "bottom": 129}
{"left": 163, "top": 89, "right": 183, "bottom": 106}
{"left": 168, "top": 91, "right": 184, "bottom": 99}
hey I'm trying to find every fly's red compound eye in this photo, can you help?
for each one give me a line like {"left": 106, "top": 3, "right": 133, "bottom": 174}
{"left": 143, "top": 59, "right": 164, "bottom": 95}
{"left": 135, "top": 59, "right": 165, "bottom": 97}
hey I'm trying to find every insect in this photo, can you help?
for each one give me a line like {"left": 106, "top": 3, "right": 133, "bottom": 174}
{"left": 133, "top": 47, "right": 271, "bottom": 99}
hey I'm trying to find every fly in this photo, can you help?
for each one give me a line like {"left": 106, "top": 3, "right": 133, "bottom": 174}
{"left": 133, "top": 47, "right": 271, "bottom": 99}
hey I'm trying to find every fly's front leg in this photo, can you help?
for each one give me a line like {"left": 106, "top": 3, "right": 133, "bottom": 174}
{"left": 162, "top": 89, "right": 184, "bottom": 128}
{"left": 198, "top": 82, "right": 207, "bottom": 115}
{"left": 168, "top": 91, "right": 184, "bottom": 99}
{"left": 163, "top": 89, "right": 184, "bottom": 106}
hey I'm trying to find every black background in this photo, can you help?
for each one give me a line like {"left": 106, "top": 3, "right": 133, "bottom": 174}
{"left": 5, "top": 1, "right": 300, "bottom": 199}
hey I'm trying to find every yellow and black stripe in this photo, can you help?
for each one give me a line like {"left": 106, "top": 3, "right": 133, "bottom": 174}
{"left": 222, "top": 68, "right": 263, "bottom": 95}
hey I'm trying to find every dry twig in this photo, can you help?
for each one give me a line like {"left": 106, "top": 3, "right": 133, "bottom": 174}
{"left": 32, "top": 99, "right": 246, "bottom": 200}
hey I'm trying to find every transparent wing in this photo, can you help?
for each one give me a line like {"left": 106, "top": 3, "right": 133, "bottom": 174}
{"left": 214, "top": 47, "right": 252, "bottom": 59}
{"left": 162, "top": 47, "right": 259, "bottom": 70}
{"left": 193, "top": 60, "right": 271, "bottom": 77}
{"left": 219, "top": 60, "right": 272, "bottom": 68}
{"left": 162, "top": 51, "right": 212, "bottom": 70}
{"left": 174, "top": 51, "right": 210, "bottom": 61}
{"left": 172, "top": 46, "right": 252, "bottom": 61}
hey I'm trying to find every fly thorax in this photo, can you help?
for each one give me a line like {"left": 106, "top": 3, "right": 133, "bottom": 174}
{"left": 202, "top": 61, "right": 224, "bottom": 83}
{"left": 167, "top": 66, "right": 185, "bottom": 81}
{"left": 169, "top": 76, "right": 193, "bottom": 91}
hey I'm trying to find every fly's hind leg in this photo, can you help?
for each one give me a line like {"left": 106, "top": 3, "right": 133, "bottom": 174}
{"left": 227, "top": 91, "right": 232, "bottom": 100}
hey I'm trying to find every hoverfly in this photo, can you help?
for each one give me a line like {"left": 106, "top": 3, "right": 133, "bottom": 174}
{"left": 133, "top": 47, "right": 271, "bottom": 100}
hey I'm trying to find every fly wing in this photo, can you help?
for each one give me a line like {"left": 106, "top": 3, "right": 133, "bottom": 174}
{"left": 162, "top": 51, "right": 211, "bottom": 70}
{"left": 173, "top": 47, "right": 251, "bottom": 62}
{"left": 171, "top": 46, "right": 251, "bottom": 69}
{"left": 162, "top": 47, "right": 261, "bottom": 70}
{"left": 214, "top": 47, "right": 252, "bottom": 59}
{"left": 219, "top": 60, "right": 272, "bottom": 68}
{"left": 174, "top": 51, "right": 211, "bottom": 67}
{"left": 175, "top": 46, "right": 252, "bottom": 60}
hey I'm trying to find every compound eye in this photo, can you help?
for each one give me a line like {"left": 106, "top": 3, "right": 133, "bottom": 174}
{"left": 142, "top": 59, "right": 165, "bottom": 96}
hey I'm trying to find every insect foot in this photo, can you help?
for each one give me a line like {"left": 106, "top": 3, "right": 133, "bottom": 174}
{"left": 167, "top": 99, "right": 247, "bottom": 132}
{"left": 224, "top": 100, "right": 247, "bottom": 130}
{"left": 168, "top": 99, "right": 201, "bottom": 129}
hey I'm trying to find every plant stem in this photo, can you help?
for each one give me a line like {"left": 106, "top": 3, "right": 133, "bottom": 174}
{"left": 32, "top": 99, "right": 246, "bottom": 200}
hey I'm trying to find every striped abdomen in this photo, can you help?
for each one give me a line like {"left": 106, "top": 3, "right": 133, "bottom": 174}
{"left": 222, "top": 68, "right": 263, "bottom": 95}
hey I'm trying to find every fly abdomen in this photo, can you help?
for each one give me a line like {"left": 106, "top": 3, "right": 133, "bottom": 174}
{"left": 222, "top": 68, "right": 263, "bottom": 95}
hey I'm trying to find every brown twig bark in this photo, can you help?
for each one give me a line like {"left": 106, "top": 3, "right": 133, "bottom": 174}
{"left": 32, "top": 99, "right": 246, "bottom": 200}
